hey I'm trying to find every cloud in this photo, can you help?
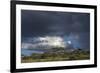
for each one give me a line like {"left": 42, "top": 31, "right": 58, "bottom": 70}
{"left": 21, "top": 10, "right": 90, "bottom": 37}
{"left": 21, "top": 36, "right": 67, "bottom": 50}
{"left": 21, "top": 10, "right": 90, "bottom": 49}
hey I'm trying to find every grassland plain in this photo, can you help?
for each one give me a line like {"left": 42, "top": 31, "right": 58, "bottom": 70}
{"left": 21, "top": 48, "right": 90, "bottom": 63}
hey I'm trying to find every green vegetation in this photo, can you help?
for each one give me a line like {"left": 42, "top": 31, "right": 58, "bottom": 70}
{"left": 21, "top": 48, "right": 90, "bottom": 63}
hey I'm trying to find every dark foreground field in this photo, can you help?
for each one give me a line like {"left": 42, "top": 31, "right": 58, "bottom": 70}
{"left": 21, "top": 48, "right": 90, "bottom": 63}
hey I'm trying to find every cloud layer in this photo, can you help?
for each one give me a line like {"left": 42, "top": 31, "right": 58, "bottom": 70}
{"left": 22, "top": 36, "right": 66, "bottom": 50}
{"left": 21, "top": 10, "right": 90, "bottom": 37}
{"left": 21, "top": 10, "right": 90, "bottom": 49}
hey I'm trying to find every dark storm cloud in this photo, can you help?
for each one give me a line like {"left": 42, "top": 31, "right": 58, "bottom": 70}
{"left": 21, "top": 10, "right": 90, "bottom": 49}
{"left": 21, "top": 10, "right": 90, "bottom": 37}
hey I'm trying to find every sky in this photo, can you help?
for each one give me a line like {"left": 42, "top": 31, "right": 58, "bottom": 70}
{"left": 21, "top": 10, "right": 90, "bottom": 49}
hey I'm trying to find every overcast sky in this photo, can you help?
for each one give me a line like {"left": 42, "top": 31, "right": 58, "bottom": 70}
{"left": 21, "top": 10, "right": 90, "bottom": 49}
